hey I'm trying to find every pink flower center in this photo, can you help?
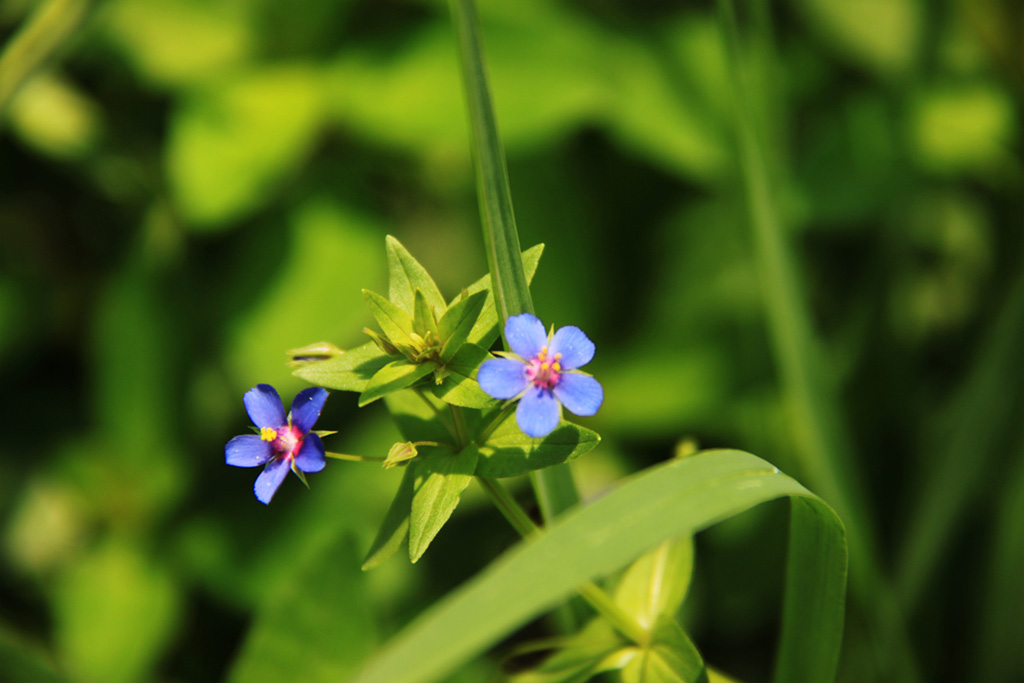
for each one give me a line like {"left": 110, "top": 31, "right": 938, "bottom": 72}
{"left": 527, "top": 347, "right": 562, "bottom": 390}
{"left": 262, "top": 424, "right": 304, "bottom": 460}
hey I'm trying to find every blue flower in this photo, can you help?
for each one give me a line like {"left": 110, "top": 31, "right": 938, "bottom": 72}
{"left": 478, "top": 313, "right": 603, "bottom": 438}
{"left": 225, "top": 384, "right": 329, "bottom": 504}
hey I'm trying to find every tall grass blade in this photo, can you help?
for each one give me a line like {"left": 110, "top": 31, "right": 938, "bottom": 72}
{"left": 352, "top": 450, "right": 847, "bottom": 683}
{"left": 447, "top": 0, "right": 580, "bottom": 529}
{"left": 715, "top": 0, "right": 917, "bottom": 679}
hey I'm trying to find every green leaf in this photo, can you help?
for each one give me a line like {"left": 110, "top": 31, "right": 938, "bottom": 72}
{"left": 362, "top": 465, "right": 418, "bottom": 570}
{"left": 432, "top": 342, "right": 494, "bottom": 409}
{"left": 476, "top": 418, "right": 600, "bottom": 478}
{"left": 351, "top": 450, "right": 847, "bottom": 683}
{"left": 229, "top": 532, "right": 374, "bottom": 682}
{"left": 408, "top": 445, "right": 479, "bottom": 563}
{"left": 463, "top": 243, "right": 544, "bottom": 349}
{"left": 614, "top": 538, "right": 694, "bottom": 630}
{"left": 413, "top": 289, "right": 440, "bottom": 339}
{"left": 359, "top": 359, "right": 436, "bottom": 407}
{"left": 363, "top": 289, "right": 417, "bottom": 349}
{"left": 292, "top": 341, "right": 390, "bottom": 393}
{"left": 437, "top": 290, "right": 487, "bottom": 360}
{"left": 384, "top": 390, "right": 460, "bottom": 448}
{"left": 620, "top": 616, "right": 707, "bottom": 683}
{"left": 386, "top": 235, "right": 446, "bottom": 315}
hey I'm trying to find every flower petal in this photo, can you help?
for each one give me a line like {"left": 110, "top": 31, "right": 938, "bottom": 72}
{"left": 478, "top": 358, "right": 529, "bottom": 400}
{"left": 290, "top": 387, "right": 328, "bottom": 433}
{"left": 548, "top": 326, "right": 595, "bottom": 370}
{"left": 554, "top": 373, "right": 604, "bottom": 417}
{"left": 254, "top": 458, "right": 290, "bottom": 505}
{"left": 294, "top": 433, "right": 326, "bottom": 473}
{"left": 505, "top": 313, "right": 548, "bottom": 360}
{"left": 516, "top": 385, "right": 561, "bottom": 438}
{"left": 244, "top": 384, "right": 286, "bottom": 429}
{"left": 225, "top": 434, "right": 274, "bottom": 467}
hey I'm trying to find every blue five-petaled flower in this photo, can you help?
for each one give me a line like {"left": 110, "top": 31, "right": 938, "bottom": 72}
{"left": 478, "top": 313, "right": 603, "bottom": 438}
{"left": 225, "top": 384, "right": 329, "bottom": 504}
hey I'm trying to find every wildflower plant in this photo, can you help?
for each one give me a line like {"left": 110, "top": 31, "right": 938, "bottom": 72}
{"left": 221, "top": 0, "right": 849, "bottom": 680}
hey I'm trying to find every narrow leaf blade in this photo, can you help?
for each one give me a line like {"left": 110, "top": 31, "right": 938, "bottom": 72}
{"left": 291, "top": 341, "right": 390, "bottom": 392}
{"left": 386, "top": 235, "right": 446, "bottom": 314}
{"left": 358, "top": 360, "right": 435, "bottom": 407}
{"left": 477, "top": 418, "right": 600, "bottom": 478}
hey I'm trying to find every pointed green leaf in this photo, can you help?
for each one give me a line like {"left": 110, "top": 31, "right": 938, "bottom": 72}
{"left": 412, "top": 289, "right": 439, "bottom": 339}
{"left": 432, "top": 342, "right": 494, "bottom": 409}
{"left": 359, "top": 360, "right": 436, "bottom": 407}
{"left": 363, "top": 289, "right": 417, "bottom": 349}
{"left": 476, "top": 417, "right": 600, "bottom": 478}
{"left": 614, "top": 538, "right": 694, "bottom": 630}
{"left": 437, "top": 290, "right": 487, "bottom": 360}
{"left": 292, "top": 341, "right": 390, "bottom": 392}
{"left": 620, "top": 616, "right": 706, "bottom": 683}
{"left": 352, "top": 450, "right": 846, "bottom": 683}
{"left": 408, "top": 445, "right": 479, "bottom": 563}
{"left": 362, "top": 465, "right": 418, "bottom": 570}
{"left": 386, "top": 235, "right": 446, "bottom": 314}
{"left": 463, "top": 244, "right": 544, "bottom": 348}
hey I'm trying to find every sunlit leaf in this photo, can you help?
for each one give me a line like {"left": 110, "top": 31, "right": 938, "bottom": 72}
{"left": 464, "top": 244, "right": 545, "bottom": 348}
{"left": 432, "top": 342, "right": 494, "bottom": 409}
{"left": 438, "top": 290, "right": 487, "bottom": 360}
{"left": 476, "top": 418, "right": 600, "bottom": 478}
{"left": 363, "top": 289, "right": 417, "bottom": 350}
{"left": 387, "top": 235, "right": 447, "bottom": 315}
{"left": 619, "top": 616, "right": 706, "bottom": 683}
{"left": 614, "top": 538, "right": 695, "bottom": 630}
{"left": 352, "top": 450, "right": 846, "bottom": 683}
{"left": 408, "top": 445, "right": 479, "bottom": 563}
{"left": 359, "top": 359, "right": 436, "bottom": 407}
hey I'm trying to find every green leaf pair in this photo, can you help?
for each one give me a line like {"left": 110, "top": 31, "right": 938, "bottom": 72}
{"left": 291, "top": 237, "right": 544, "bottom": 410}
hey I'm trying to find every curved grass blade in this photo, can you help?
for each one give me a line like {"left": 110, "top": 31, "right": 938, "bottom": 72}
{"left": 352, "top": 450, "right": 847, "bottom": 683}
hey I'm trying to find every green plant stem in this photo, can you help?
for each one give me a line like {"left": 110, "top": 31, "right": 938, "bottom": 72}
{"left": 0, "top": 0, "right": 92, "bottom": 119}
{"left": 447, "top": 0, "right": 580, "bottom": 528}
{"left": 716, "top": 0, "right": 917, "bottom": 680}
{"left": 476, "top": 476, "right": 648, "bottom": 645}
{"left": 324, "top": 451, "right": 385, "bottom": 463}
{"left": 476, "top": 401, "right": 515, "bottom": 443}
{"left": 412, "top": 387, "right": 455, "bottom": 435}
{"left": 449, "top": 404, "right": 470, "bottom": 448}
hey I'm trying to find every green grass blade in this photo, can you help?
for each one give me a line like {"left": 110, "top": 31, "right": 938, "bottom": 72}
{"left": 352, "top": 450, "right": 847, "bottom": 683}
{"left": 715, "top": 1, "right": 917, "bottom": 679}
{"left": 896, "top": 262, "right": 1024, "bottom": 610}
{"left": 447, "top": 0, "right": 580, "bottom": 534}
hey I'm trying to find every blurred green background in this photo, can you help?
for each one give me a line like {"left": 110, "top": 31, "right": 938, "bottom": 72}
{"left": 0, "top": 0, "right": 1021, "bottom": 681}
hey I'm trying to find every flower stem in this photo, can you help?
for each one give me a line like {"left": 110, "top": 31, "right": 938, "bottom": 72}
{"left": 449, "top": 405, "right": 470, "bottom": 449}
{"left": 412, "top": 387, "right": 456, "bottom": 436}
{"left": 476, "top": 401, "right": 515, "bottom": 443}
{"left": 324, "top": 451, "right": 385, "bottom": 463}
{"left": 476, "top": 476, "right": 648, "bottom": 646}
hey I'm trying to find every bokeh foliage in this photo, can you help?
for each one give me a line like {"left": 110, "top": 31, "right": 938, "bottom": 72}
{"left": 0, "top": 0, "right": 1021, "bottom": 681}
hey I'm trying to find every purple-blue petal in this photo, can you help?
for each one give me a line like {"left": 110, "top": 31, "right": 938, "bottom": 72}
{"left": 554, "top": 373, "right": 604, "bottom": 417}
{"left": 548, "top": 326, "right": 595, "bottom": 370}
{"left": 516, "top": 385, "right": 561, "bottom": 438}
{"left": 244, "top": 384, "right": 286, "bottom": 429}
{"left": 290, "top": 387, "right": 328, "bottom": 433}
{"left": 294, "top": 433, "right": 326, "bottom": 473}
{"left": 478, "top": 358, "right": 530, "bottom": 400}
{"left": 505, "top": 313, "right": 548, "bottom": 360}
{"left": 225, "top": 434, "right": 274, "bottom": 467}
{"left": 254, "top": 458, "right": 290, "bottom": 505}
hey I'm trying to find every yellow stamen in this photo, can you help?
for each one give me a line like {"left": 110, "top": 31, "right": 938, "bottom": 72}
{"left": 539, "top": 346, "right": 548, "bottom": 360}
{"left": 554, "top": 353, "right": 562, "bottom": 360}
{"left": 541, "top": 362, "right": 550, "bottom": 371}
{"left": 260, "top": 427, "right": 278, "bottom": 442}
{"left": 552, "top": 362, "right": 561, "bottom": 372}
